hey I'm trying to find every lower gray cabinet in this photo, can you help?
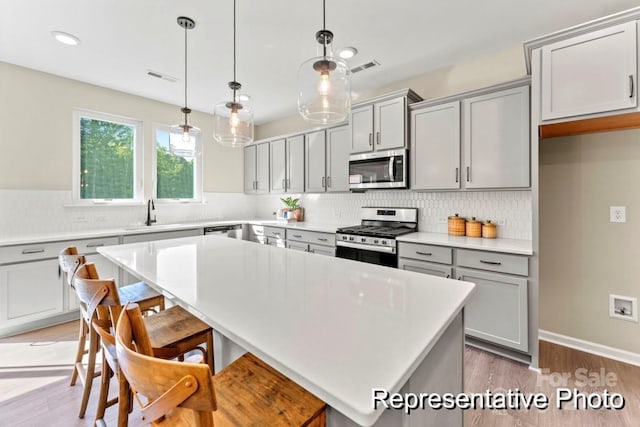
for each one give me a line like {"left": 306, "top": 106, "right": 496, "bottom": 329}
{"left": 286, "top": 241, "right": 308, "bottom": 252}
{"left": 398, "top": 258, "right": 452, "bottom": 278}
{"left": 308, "top": 243, "right": 336, "bottom": 257}
{"left": 456, "top": 268, "right": 528, "bottom": 352}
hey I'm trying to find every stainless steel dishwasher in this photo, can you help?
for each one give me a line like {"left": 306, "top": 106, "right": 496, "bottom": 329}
{"left": 204, "top": 224, "right": 245, "bottom": 239}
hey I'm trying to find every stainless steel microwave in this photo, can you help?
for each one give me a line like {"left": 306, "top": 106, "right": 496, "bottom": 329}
{"left": 349, "top": 149, "right": 407, "bottom": 190}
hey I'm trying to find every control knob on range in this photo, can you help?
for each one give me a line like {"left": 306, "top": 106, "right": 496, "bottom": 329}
{"left": 361, "top": 238, "right": 366, "bottom": 243}
{"left": 342, "top": 235, "right": 348, "bottom": 240}
{"left": 349, "top": 236, "right": 355, "bottom": 241}
{"left": 381, "top": 240, "right": 387, "bottom": 245}
{"left": 373, "top": 239, "right": 379, "bottom": 244}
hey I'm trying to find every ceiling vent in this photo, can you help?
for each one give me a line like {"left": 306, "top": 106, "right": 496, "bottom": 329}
{"left": 350, "top": 60, "right": 380, "bottom": 74}
{"left": 146, "top": 70, "right": 178, "bottom": 83}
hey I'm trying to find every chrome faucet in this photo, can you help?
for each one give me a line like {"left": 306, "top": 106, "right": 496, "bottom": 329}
{"left": 145, "top": 199, "right": 156, "bottom": 226}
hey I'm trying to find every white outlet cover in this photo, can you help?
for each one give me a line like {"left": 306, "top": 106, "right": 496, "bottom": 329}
{"left": 609, "top": 294, "right": 637, "bottom": 322}
{"left": 610, "top": 206, "right": 626, "bottom": 223}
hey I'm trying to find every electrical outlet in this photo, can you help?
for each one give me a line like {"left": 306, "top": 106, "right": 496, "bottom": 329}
{"left": 73, "top": 214, "right": 88, "bottom": 223}
{"left": 610, "top": 206, "right": 626, "bottom": 223}
{"left": 494, "top": 219, "right": 506, "bottom": 226}
{"left": 609, "top": 294, "right": 638, "bottom": 322}
{"left": 436, "top": 218, "right": 447, "bottom": 224}
{"left": 95, "top": 216, "right": 107, "bottom": 223}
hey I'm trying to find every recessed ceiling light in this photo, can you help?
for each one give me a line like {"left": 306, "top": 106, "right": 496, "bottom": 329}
{"left": 339, "top": 47, "right": 358, "bottom": 59}
{"left": 52, "top": 31, "right": 81, "bottom": 46}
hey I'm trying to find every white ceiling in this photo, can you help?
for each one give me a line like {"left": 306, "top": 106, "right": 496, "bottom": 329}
{"left": 1, "top": 0, "right": 639, "bottom": 124}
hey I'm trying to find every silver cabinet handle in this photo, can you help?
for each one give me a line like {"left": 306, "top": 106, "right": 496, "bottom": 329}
{"left": 22, "top": 248, "right": 45, "bottom": 254}
{"left": 327, "top": 176, "right": 332, "bottom": 188}
{"left": 480, "top": 260, "right": 502, "bottom": 265}
{"left": 368, "top": 133, "right": 373, "bottom": 146}
{"left": 86, "top": 242, "right": 105, "bottom": 248}
{"left": 317, "top": 238, "right": 328, "bottom": 242}
{"left": 376, "top": 131, "right": 381, "bottom": 145}
{"left": 415, "top": 251, "right": 432, "bottom": 256}
{"left": 322, "top": 176, "right": 326, "bottom": 188}
{"left": 466, "top": 166, "right": 470, "bottom": 182}
{"left": 446, "top": 274, "right": 451, "bottom": 279}
{"left": 630, "top": 75, "right": 635, "bottom": 98}
{"left": 292, "top": 234, "right": 302, "bottom": 238}
{"left": 455, "top": 167, "right": 459, "bottom": 183}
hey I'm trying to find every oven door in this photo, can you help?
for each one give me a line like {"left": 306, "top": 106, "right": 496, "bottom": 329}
{"left": 349, "top": 149, "right": 407, "bottom": 190}
{"left": 336, "top": 244, "right": 398, "bottom": 268}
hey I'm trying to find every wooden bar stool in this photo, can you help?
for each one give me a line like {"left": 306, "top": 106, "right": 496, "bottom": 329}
{"left": 73, "top": 263, "right": 215, "bottom": 427}
{"left": 115, "top": 303, "right": 326, "bottom": 427}
{"left": 58, "top": 247, "right": 165, "bottom": 419}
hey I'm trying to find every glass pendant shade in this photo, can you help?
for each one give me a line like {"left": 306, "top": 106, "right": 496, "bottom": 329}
{"left": 213, "top": 96, "right": 254, "bottom": 148}
{"left": 169, "top": 121, "right": 201, "bottom": 157}
{"left": 298, "top": 51, "right": 350, "bottom": 124}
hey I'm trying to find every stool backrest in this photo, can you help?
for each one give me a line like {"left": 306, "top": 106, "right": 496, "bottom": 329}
{"left": 73, "top": 262, "right": 122, "bottom": 329}
{"left": 115, "top": 303, "right": 217, "bottom": 426}
{"left": 58, "top": 247, "right": 86, "bottom": 287}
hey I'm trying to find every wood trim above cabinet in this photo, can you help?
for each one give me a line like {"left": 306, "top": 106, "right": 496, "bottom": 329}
{"left": 539, "top": 111, "right": 640, "bottom": 139}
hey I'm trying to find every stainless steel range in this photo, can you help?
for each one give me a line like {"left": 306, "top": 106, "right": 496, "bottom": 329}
{"left": 336, "top": 207, "right": 418, "bottom": 267}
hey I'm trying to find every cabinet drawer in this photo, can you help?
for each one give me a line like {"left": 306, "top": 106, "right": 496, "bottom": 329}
{"left": 287, "top": 241, "right": 309, "bottom": 252}
{"left": 286, "top": 230, "right": 335, "bottom": 247}
{"left": 308, "top": 244, "right": 336, "bottom": 257}
{"left": 249, "top": 224, "right": 264, "bottom": 237}
{"left": 266, "top": 237, "right": 286, "bottom": 248}
{"left": 399, "top": 258, "right": 452, "bottom": 278}
{"left": 264, "top": 226, "right": 286, "bottom": 239}
{"left": 397, "top": 242, "right": 452, "bottom": 265}
{"left": 457, "top": 249, "right": 528, "bottom": 276}
{"left": 74, "top": 237, "right": 119, "bottom": 254}
{"left": 0, "top": 242, "right": 67, "bottom": 265}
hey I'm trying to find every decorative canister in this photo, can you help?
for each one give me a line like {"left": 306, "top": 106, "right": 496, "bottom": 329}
{"left": 466, "top": 217, "right": 482, "bottom": 238}
{"left": 482, "top": 220, "right": 497, "bottom": 239}
{"left": 448, "top": 214, "right": 466, "bottom": 236}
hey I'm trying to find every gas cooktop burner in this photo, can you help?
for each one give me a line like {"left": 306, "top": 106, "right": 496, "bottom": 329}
{"left": 336, "top": 225, "right": 415, "bottom": 238}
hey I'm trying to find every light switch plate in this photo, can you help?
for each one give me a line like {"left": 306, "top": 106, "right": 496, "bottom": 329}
{"left": 610, "top": 206, "right": 626, "bottom": 223}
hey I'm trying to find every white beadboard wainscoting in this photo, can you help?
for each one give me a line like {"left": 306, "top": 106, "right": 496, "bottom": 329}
{"left": 0, "top": 189, "right": 532, "bottom": 241}
{"left": 255, "top": 190, "right": 532, "bottom": 240}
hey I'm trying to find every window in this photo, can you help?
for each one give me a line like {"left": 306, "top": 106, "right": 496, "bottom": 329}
{"left": 72, "top": 110, "right": 143, "bottom": 203}
{"left": 153, "top": 124, "right": 202, "bottom": 201}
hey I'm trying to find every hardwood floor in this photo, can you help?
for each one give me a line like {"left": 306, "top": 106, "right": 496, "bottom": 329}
{"left": 1, "top": 322, "right": 639, "bottom": 426}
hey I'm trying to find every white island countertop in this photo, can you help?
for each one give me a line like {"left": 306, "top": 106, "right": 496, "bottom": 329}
{"left": 397, "top": 232, "right": 533, "bottom": 256}
{"left": 99, "top": 236, "right": 475, "bottom": 426}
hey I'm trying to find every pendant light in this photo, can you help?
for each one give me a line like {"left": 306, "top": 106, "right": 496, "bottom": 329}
{"left": 298, "top": 0, "right": 351, "bottom": 124}
{"left": 170, "top": 17, "right": 201, "bottom": 153}
{"left": 213, "top": 0, "right": 254, "bottom": 148}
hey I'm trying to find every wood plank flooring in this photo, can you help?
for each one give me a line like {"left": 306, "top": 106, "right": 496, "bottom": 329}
{"left": 1, "top": 321, "right": 639, "bottom": 426}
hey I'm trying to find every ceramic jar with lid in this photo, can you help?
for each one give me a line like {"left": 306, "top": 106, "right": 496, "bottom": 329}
{"left": 448, "top": 214, "right": 466, "bottom": 236}
{"left": 482, "top": 220, "right": 497, "bottom": 239}
{"left": 466, "top": 217, "right": 482, "bottom": 238}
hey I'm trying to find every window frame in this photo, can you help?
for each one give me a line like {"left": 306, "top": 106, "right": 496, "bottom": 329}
{"left": 151, "top": 123, "right": 203, "bottom": 204}
{"left": 72, "top": 109, "right": 144, "bottom": 205}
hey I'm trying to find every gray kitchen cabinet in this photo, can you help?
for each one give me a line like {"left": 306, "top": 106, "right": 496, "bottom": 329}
{"left": 286, "top": 229, "right": 335, "bottom": 257}
{"left": 463, "top": 85, "right": 530, "bottom": 189}
{"left": 540, "top": 21, "right": 637, "bottom": 121}
{"left": 305, "top": 125, "right": 350, "bottom": 193}
{"left": 286, "top": 241, "right": 308, "bottom": 252}
{"left": 456, "top": 267, "right": 528, "bottom": 352}
{"left": 308, "top": 243, "right": 336, "bottom": 257}
{"left": 271, "top": 135, "right": 305, "bottom": 193}
{"left": 411, "top": 101, "right": 461, "bottom": 190}
{"left": 244, "top": 142, "right": 270, "bottom": 194}
{"left": 350, "top": 90, "right": 421, "bottom": 154}
{"left": 398, "top": 258, "right": 452, "bottom": 278}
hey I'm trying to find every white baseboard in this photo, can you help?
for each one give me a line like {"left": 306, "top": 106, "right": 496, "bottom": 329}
{"left": 539, "top": 329, "right": 640, "bottom": 367}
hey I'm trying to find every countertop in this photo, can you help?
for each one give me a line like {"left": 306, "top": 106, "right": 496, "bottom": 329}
{"left": 397, "top": 232, "right": 533, "bottom": 256}
{"left": 0, "top": 219, "right": 350, "bottom": 247}
{"left": 99, "top": 236, "right": 475, "bottom": 426}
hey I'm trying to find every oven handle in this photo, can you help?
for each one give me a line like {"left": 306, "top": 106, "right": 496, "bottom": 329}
{"left": 336, "top": 240, "right": 396, "bottom": 254}
{"left": 388, "top": 156, "right": 395, "bottom": 181}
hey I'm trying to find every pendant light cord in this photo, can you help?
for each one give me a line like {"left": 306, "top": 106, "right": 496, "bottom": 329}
{"left": 233, "top": 0, "right": 237, "bottom": 83}
{"left": 184, "top": 23, "right": 188, "bottom": 110}
{"left": 323, "top": 0, "right": 326, "bottom": 31}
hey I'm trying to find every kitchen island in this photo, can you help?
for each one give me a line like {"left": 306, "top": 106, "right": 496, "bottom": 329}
{"left": 99, "top": 235, "right": 475, "bottom": 426}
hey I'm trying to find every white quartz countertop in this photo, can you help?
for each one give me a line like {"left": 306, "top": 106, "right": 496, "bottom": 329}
{"left": 99, "top": 236, "right": 475, "bottom": 426}
{"left": 397, "top": 232, "right": 533, "bottom": 256}
{"left": 0, "top": 219, "right": 350, "bottom": 247}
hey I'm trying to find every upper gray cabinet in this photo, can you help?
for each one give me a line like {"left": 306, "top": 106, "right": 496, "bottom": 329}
{"left": 463, "top": 85, "right": 530, "bottom": 189}
{"left": 349, "top": 89, "right": 421, "bottom": 154}
{"left": 411, "top": 101, "right": 461, "bottom": 190}
{"left": 270, "top": 135, "right": 305, "bottom": 193}
{"left": 540, "top": 21, "right": 637, "bottom": 121}
{"left": 305, "top": 126, "right": 350, "bottom": 193}
{"left": 244, "top": 142, "right": 270, "bottom": 194}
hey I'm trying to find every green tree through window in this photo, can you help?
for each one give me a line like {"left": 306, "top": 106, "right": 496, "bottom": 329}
{"left": 80, "top": 117, "right": 135, "bottom": 199}
{"left": 155, "top": 129, "right": 196, "bottom": 199}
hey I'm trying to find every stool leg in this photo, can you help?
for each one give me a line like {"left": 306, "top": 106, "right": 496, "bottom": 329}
{"left": 96, "top": 352, "right": 111, "bottom": 422}
{"left": 117, "top": 368, "right": 130, "bottom": 427}
{"left": 70, "top": 316, "right": 88, "bottom": 386}
{"left": 206, "top": 331, "right": 214, "bottom": 374}
{"left": 78, "top": 326, "right": 99, "bottom": 418}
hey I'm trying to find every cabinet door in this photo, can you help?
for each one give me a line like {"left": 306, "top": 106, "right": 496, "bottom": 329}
{"left": 326, "top": 126, "right": 350, "bottom": 192}
{"left": 256, "top": 142, "right": 270, "bottom": 193}
{"left": 399, "top": 258, "right": 452, "bottom": 278}
{"left": 270, "top": 139, "right": 286, "bottom": 193}
{"left": 375, "top": 97, "right": 406, "bottom": 150}
{"left": 350, "top": 104, "right": 374, "bottom": 153}
{"left": 286, "top": 134, "right": 305, "bottom": 193}
{"left": 456, "top": 268, "right": 528, "bottom": 352}
{"left": 0, "top": 259, "right": 64, "bottom": 328}
{"left": 411, "top": 101, "right": 461, "bottom": 190}
{"left": 243, "top": 145, "right": 256, "bottom": 193}
{"left": 463, "top": 85, "right": 530, "bottom": 189}
{"left": 305, "top": 130, "right": 327, "bottom": 193}
{"left": 308, "top": 244, "right": 335, "bottom": 257}
{"left": 287, "top": 241, "right": 309, "bottom": 252}
{"left": 541, "top": 21, "right": 637, "bottom": 120}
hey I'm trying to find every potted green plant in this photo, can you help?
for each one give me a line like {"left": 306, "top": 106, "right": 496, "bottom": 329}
{"left": 280, "top": 197, "right": 304, "bottom": 221}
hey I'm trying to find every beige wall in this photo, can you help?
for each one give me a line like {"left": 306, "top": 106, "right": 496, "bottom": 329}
{"left": 540, "top": 130, "right": 640, "bottom": 353}
{"left": 0, "top": 62, "right": 243, "bottom": 193}
{"left": 257, "top": 46, "right": 526, "bottom": 139}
